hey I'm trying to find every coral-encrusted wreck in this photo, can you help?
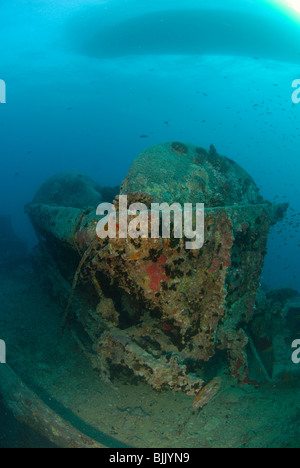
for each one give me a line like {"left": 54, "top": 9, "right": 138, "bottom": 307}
{"left": 26, "top": 143, "right": 287, "bottom": 395}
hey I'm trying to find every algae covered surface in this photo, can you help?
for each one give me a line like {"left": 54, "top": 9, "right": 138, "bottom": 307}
{"left": 24, "top": 142, "right": 288, "bottom": 393}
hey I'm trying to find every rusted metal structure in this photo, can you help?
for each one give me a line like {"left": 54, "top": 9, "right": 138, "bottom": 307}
{"left": 0, "top": 364, "right": 106, "bottom": 448}
{"left": 26, "top": 143, "right": 287, "bottom": 395}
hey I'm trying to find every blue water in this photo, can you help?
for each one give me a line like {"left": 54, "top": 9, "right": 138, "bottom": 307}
{"left": 0, "top": 0, "right": 300, "bottom": 291}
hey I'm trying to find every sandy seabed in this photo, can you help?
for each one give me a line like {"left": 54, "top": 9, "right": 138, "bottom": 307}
{"left": 0, "top": 263, "right": 300, "bottom": 449}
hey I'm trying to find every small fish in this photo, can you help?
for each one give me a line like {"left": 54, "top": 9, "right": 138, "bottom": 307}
{"left": 139, "top": 135, "right": 149, "bottom": 138}
{"left": 193, "top": 376, "right": 222, "bottom": 409}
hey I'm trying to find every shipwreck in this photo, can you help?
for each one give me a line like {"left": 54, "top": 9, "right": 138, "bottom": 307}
{"left": 25, "top": 142, "right": 288, "bottom": 396}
